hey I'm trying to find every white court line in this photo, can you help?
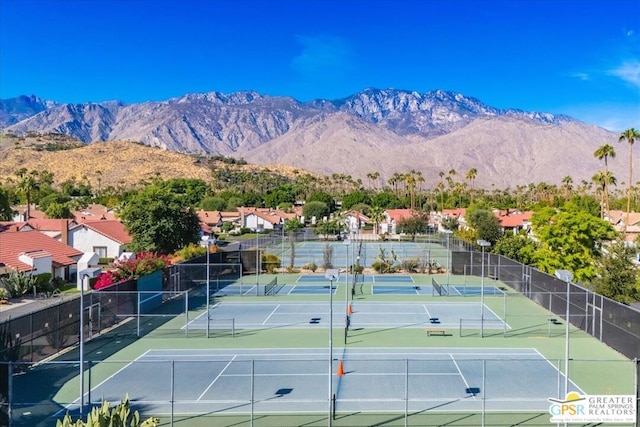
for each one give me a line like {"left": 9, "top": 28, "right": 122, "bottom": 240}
{"left": 197, "top": 355, "right": 237, "bottom": 401}
{"left": 263, "top": 304, "right": 280, "bottom": 324}
{"left": 422, "top": 304, "right": 432, "bottom": 318}
{"left": 287, "top": 285, "right": 296, "bottom": 295}
{"left": 531, "top": 348, "right": 586, "bottom": 395}
{"left": 53, "top": 350, "right": 153, "bottom": 418}
{"left": 449, "top": 353, "right": 475, "bottom": 399}
{"left": 483, "top": 304, "right": 510, "bottom": 329}
{"left": 242, "top": 285, "right": 256, "bottom": 295}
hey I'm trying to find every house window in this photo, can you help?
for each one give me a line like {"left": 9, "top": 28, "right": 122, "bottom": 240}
{"left": 93, "top": 246, "right": 108, "bottom": 258}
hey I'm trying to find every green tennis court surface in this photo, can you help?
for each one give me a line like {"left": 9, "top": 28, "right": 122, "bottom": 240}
{"left": 11, "top": 271, "right": 634, "bottom": 427}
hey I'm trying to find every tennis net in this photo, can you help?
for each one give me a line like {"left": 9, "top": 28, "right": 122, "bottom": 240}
{"left": 432, "top": 277, "right": 448, "bottom": 296}
{"left": 264, "top": 277, "right": 281, "bottom": 296}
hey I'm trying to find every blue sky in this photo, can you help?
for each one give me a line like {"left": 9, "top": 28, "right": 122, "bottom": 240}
{"left": 1, "top": 0, "right": 638, "bottom": 131}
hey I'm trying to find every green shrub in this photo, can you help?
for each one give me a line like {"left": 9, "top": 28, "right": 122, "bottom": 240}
{"left": 262, "top": 253, "right": 281, "bottom": 273}
{"left": 98, "top": 257, "right": 115, "bottom": 265}
{"left": 34, "top": 273, "right": 53, "bottom": 293}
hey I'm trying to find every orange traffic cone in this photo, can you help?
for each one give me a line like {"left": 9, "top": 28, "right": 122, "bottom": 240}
{"left": 337, "top": 360, "right": 345, "bottom": 377}
{"left": 347, "top": 304, "right": 353, "bottom": 315}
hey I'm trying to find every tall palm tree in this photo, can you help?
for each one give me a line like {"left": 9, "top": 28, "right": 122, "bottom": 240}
{"left": 16, "top": 169, "right": 40, "bottom": 220}
{"left": 592, "top": 171, "right": 617, "bottom": 219}
{"left": 593, "top": 144, "right": 616, "bottom": 216}
{"left": 466, "top": 168, "right": 477, "bottom": 204}
{"left": 618, "top": 128, "right": 639, "bottom": 232}
{"left": 561, "top": 175, "right": 573, "bottom": 199}
{"left": 368, "top": 206, "right": 385, "bottom": 236}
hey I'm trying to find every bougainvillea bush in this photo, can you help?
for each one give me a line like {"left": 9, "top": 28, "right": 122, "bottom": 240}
{"left": 93, "top": 252, "right": 171, "bottom": 290}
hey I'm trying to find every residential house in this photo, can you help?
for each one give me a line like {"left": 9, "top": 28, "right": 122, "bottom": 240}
{"left": 495, "top": 210, "right": 533, "bottom": 235}
{"left": 11, "top": 204, "right": 46, "bottom": 222}
{"left": 606, "top": 210, "right": 640, "bottom": 243}
{"left": 72, "top": 204, "right": 118, "bottom": 222}
{"left": 380, "top": 209, "right": 417, "bottom": 235}
{"left": 68, "top": 220, "right": 132, "bottom": 260}
{"left": 344, "top": 210, "right": 371, "bottom": 235}
{"left": 0, "top": 230, "right": 83, "bottom": 279}
{"left": 239, "top": 207, "right": 297, "bottom": 232}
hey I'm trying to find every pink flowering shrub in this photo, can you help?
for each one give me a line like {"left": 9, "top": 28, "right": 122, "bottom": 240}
{"left": 92, "top": 252, "right": 171, "bottom": 290}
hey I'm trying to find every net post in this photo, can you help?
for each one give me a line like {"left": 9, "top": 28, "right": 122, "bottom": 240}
{"left": 170, "top": 360, "right": 175, "bottom": 426}
{"left": 232, "top": 318, "right": 235, "bottom": 338}
{"left": 459, "top": 318, "right": 462, "bottom": 337}
{"left": 136, "top": 292, "right": 141, "bottom": 337}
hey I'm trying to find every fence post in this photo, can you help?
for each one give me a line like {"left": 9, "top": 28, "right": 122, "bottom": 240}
{"left": 404, "top": 358, "right": 408, "bottom": 427}
{"left": 185, "top": 290, "right": 189, "bottom": 337}
{"left": 171, "top": 360, "right": 175, "bottom": 426}
{"left": 7, "top": 362, "right": 12, "bottom": 427}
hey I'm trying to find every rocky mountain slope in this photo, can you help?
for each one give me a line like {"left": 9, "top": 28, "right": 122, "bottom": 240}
{"left": 1, "top": 88, "right": 629, "bottom": 189}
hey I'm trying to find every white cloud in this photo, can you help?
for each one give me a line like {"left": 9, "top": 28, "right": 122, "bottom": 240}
{"left": 572, "top": 72, "right": 590, "bottom": 81}
{"left": 608, "top": 61, "right": 640, "bottom": 89}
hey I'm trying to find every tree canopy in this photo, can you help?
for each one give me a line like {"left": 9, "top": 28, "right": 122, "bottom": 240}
{"left": 119, "top": 186, "right": 201, "bottom": 254}
{"left": 530, "top": 205, "right": 616, "bottom": 281}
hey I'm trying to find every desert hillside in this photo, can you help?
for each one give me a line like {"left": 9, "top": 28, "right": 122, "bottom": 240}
{"left": 0, "top": 134, "right": 307, "bottom": 189}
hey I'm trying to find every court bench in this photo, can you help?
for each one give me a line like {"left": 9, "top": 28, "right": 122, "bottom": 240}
{"left": 425, "top": 329, "right": 447, "bottom": 336}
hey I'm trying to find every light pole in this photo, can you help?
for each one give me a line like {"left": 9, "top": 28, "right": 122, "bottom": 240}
{"left": 343, "top": 238, "right": 351, "bottom": 329}
{"left": 477, "top": 239, "right": 491, "bottom": 338}
{"left": 201, "top": 236, "right": 212, "bottom": 338}
{"left": 555, "top": 269, "right": 573, "bottom": 397}
{"left": 443, "top": 229, "right": 453, "bottom": 288}
{"left": 325, "top": 269, "right": 339, "bottom": 427}
{"left": 80, "top": 273, "right": 88, "bottom": 416}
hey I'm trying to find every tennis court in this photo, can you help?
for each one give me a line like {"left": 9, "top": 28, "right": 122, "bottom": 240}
{"left": 185, "top": 301, "right": 505, "bottom": 330}
{"left": 61, "top": 347, "right": 583, "bottom": 416}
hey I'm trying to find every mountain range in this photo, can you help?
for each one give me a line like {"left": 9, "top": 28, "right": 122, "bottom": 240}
{"left": 1, "top": 89, "right": 633, "bottom": 189}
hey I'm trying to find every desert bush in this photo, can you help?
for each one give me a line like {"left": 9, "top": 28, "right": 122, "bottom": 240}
{"left": 401, "top": 258, "right": 420, "bottom": 273}
{"left": 0, "top": 270, "right": 37, "bottom": 298}
{"left": 301, "top": 262, "right": 318, "bottom": 272}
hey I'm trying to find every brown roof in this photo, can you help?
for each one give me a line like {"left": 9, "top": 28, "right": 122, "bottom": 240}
{"left": 71, "top": 220, "right": 132, "bottom": 245}
{"left": 0, "top": 230, "right": 83, "bottom": 272}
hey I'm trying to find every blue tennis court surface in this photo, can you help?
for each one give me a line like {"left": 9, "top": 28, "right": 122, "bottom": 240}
{"left": 372, "top": 285, "right": 431, "bottom": 295}
{"left": 65, "top": 347, "right": 582, "bottom": 416}
{"left": 296, "top": 274, "right": 415, "bottom": 283}
{"left": 186, "top": 301, "right": 506, "bottom": 330}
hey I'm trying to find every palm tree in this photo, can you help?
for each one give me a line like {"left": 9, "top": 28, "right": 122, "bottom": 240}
{"left": 592, "top": 171, "right": 617, "bottom": 218}
{"left": 368, "top": 206, "right": 385, "bottom": 236}
{"left": 618, "top": 128, "right": 639, "bottom": 232}
{"left": 16, "top": 169, "right": 40, "bottom": 220}
{"left": 465, "top": 168, "right": 477, "bottom": 204}
{"left": 594, "top": 143, "right": 616, "bottom": 216}
{"left": 561, "top": 175, "right": 573, "bottom": 199}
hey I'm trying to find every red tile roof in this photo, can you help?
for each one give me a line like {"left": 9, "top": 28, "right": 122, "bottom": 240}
{"left": 498, "top": 212, "right": 533, "bottom": 228}
{"left": 71, "top": 221, "right": 132, "bottom": 245}
{"left": 0, "top": 230, "right": 83, "bottom": 272}
{"left": 72, "top": 204, "right": 117, "bottom": 222}
{"left": 385, "top": 209, "right": 417, "bottom": 223}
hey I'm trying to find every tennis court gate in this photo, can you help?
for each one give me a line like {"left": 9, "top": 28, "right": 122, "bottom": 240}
{"left": 451, "top": 250, "right": 640, "bottom": 359}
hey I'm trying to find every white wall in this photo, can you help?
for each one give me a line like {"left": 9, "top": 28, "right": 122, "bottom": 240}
{"left": 69, "top": 227, "right": 123, "bottom": 258}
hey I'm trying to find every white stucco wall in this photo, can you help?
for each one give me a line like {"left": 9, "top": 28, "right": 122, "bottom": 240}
{"left": 69, "top": 227, "right": 123, "bottom": 258}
